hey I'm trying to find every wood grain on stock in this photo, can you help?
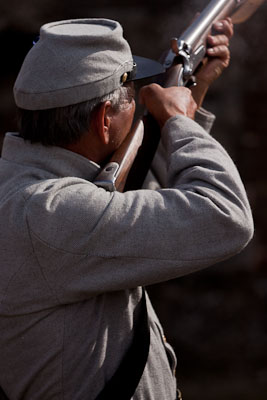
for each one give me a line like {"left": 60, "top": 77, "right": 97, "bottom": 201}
{"left": 231, "top": 0, "right": 265, "bottom": 23}
{"left": 124, "top": 113, "right": 161, "bottom": 191}
{"left": 111, "top": 119, "right": 144, "bottom": 192}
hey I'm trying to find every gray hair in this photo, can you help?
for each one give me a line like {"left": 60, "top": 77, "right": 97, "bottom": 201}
{"left": 17, "top": 84, "right": 135, "bottom": 147}
{"left": 86, "top": 84, "right": 134, "bottom": 113}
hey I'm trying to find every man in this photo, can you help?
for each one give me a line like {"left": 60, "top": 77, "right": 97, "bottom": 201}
{"left": 0, "top": 17, "right": 253, "bottom": 400}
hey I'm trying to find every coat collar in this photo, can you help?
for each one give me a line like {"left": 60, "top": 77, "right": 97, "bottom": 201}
{"left": 1, "top": 133, "right": 101, "bottom": 182}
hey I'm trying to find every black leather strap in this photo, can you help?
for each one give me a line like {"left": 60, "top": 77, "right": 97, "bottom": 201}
{"left": 0, "top": 290, "right": 150, "bottom": 400}
{"left": 95, "top": 288, "right": 150, "bottom": 400}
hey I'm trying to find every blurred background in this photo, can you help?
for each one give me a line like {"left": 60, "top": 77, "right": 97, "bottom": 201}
{"left": 0, "top": 0, "right": 266, "bottom": 398}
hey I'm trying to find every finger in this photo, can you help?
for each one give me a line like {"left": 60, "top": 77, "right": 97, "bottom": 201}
{"left": 207, "top": 34, "right": 230, "bottom": 47}
{"left": 213, "top": 18, "right": 234, "bottom": 39}
{"left": 138, "top": 83, "right": 162, "bottom": 106}
{"left": 139, "top": 83, "right": 155, "bottom": 103}
{"left": 206, "top": 44, "right": 230, "bottom": 62}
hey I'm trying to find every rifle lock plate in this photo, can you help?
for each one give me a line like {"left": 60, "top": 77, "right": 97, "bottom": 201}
{"left": 93, "top": 162, "right": 119, "bottom": 192}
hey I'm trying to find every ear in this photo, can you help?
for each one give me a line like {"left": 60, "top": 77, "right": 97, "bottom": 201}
{"left": 94, "top": 101, "right": 112, "bottom": 145}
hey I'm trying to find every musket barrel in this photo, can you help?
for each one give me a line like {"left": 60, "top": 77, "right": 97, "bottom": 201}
{"left": 179, "top": 0, "right": 238, "bottom": 50}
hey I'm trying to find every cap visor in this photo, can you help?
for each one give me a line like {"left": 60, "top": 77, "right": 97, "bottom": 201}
{"left": 132, "top": 55, "right": 165, "bottom": 80}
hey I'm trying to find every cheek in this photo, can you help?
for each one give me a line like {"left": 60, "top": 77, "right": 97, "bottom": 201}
{"left": 111, "top": 101, "right": 136, "bottom": 146}
{"left": 122, "top": 101, "right": 136, "bottom": 134}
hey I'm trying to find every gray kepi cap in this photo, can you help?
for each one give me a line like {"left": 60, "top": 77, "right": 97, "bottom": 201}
{"left": 14, "top": 18, "right": 165, "bottom": 110}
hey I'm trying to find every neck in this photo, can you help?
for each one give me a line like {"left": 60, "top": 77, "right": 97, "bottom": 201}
{"left": 62, "top": 133, "right": 111, "bottom": 166}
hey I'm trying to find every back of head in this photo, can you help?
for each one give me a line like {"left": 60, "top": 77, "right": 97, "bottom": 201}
{"left": 14, "top": 18, "right": 164, "bottom": 146}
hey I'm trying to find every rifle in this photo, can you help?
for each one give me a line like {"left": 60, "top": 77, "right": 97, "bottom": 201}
{"left": 94, "top": 0, "right": 264, "bottom": 192}
{"left": 92, "top": 119, "right": 144, "bottom": 192}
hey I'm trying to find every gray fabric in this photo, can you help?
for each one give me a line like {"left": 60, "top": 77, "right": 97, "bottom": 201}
{"left": 143, "top": 107, "right": 216, "bottom": 189}
{"left": 14, "top": 19, "right": 134, "bottom": 110}
{"left": 195, "top": 106, "right": 216, "bottom": 133}
{"left": 0, "top": 114, "right": 253, "bottom": 399}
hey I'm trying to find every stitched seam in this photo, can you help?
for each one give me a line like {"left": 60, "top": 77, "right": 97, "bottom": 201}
{"left": 0, "top": 254, "right": 32, "bottom": 308}
{"left": 27, "top": 225, "right": 231, "bottom": 263}
{"left": 22, "top": 195, "right": 65, "bottom": 397}
{"left": 15, "top": 60, "right": 133, "bottom": 95}
{"left": 24, "top": 207, "right": 62, "bottom": 305}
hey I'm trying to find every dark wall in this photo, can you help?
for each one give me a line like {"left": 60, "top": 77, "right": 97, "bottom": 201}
{"left": 0, "top": 1, "right": 267, "bottom": 399}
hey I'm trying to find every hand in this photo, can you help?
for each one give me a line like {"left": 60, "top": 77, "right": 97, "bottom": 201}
{"left": 198, "top": 17, "right": 233, "bottom": 84}
{"left": 191, "top": 17, "right": 234, "bottom": 108}
{"left": 139, "top": 83, "right": 197, "bottom": 128}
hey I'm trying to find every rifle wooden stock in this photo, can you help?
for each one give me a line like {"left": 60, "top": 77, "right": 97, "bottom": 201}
{"left": 95, "top": 0, "right": 264, "bottom": 192}
{"left": 93, "top": 119, "right": 144, "bottom": 192}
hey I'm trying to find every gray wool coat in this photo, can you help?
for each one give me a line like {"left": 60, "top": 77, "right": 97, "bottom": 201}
{"left": 0, "top": 112, "right": 253, "bottom": 400}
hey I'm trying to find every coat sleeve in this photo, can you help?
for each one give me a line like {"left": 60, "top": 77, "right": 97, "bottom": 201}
{"left": 25, "top": 114, "right": 254, "bottom": 302}
{"left": 143, "top": 107, "right": 216, "bottom": 189}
